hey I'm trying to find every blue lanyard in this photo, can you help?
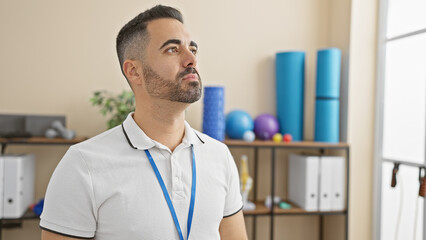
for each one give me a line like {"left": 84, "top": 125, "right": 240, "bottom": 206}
{"left": 144, "top": 145, "right": 196, "bottom": 240}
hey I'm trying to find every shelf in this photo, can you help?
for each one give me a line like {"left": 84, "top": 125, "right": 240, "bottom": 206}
{"left": 224, "top": 140, "right": 349, "bottom": 149}
{"left": 0, "top": 137, "right": 87, "bottom": 145}
{"left": 273, "top": 201, "right": 346, "bottom": 216}
{"left": 0, "top": 209, "right": 39, "bottom": 229}
{"left": 243, "top": 202, "right": 271, "bottom": 216}
{"left": 1, "top": 208, "right": 39, "bottom": 221}
{"left": 226, "top": 139, "right": 350, "bottom": 239}
{"left": 243, "top": 201, "right": 347, "bottom": 216}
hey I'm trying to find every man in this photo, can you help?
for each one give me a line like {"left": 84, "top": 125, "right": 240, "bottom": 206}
{"left": 40, "top": 5, "right": 248, "bottom": 240}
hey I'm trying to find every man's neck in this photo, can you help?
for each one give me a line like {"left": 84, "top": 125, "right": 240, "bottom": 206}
{"left": 133, "top": 99, "right": 188, "bottom": 152}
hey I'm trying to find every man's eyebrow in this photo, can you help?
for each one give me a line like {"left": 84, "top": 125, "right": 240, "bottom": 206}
{"left": 190, "top": 41, "right": 198, "bottom": 49}
{"left": 159, "top": 39, "right": 198, "bottom": 50}
{"left": 159, "top": 39, "right": 181, "bottom": 50}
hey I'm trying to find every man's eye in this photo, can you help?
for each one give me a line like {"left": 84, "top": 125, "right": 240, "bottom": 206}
{"left": 167, "top": 47, "right": 178, "bottom": 53}
{"left": 191, "top": 49, "right": 198, "bottom": 55}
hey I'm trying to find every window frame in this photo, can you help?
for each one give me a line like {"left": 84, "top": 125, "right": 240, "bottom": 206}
{"left": 373, "top": 0, "right": 426, "bottom": 239}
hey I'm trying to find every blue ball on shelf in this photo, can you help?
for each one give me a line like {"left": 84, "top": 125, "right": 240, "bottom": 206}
{"left": 225, "top": 110, "right": 254, "bottom": 139}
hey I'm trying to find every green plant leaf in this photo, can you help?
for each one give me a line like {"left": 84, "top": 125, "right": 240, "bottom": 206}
{"left": 90, "top": 90, "right": 135, "bottom": 129}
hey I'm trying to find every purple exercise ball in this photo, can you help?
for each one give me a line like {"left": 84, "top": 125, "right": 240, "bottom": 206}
{"left": 254, "top": 114, "right": 280, "bottom": 140}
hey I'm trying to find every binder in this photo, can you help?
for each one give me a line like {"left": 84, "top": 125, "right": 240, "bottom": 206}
{"left": 288, "top": 154, "right": 346, "bottom": 212}
{"left": 2, "top": 154, "right": 35, "bottom": 218}
{"left": 0, "top": 158, "right": 3, "bottom": 218}
{"left": 330, "top": 156, "right": 345, "bottom": 211}
{"left": 319, "top": 157, "right": 334, "bottom": 211}
{"left": 288, "top": 154, "right": 319, "bottom": 211}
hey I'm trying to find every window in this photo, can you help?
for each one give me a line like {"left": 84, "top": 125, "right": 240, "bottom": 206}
{"left": 375, "top": 0, "right": 426, "bottom": 239}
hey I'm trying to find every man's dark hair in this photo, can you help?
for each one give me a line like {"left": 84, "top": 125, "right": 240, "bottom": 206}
{"left": 116, "top": 5, "right": 183, "bottom": 78}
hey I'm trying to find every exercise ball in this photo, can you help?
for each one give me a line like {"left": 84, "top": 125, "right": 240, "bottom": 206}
{"left": 226, "top": 110, "right": 254, "bottom": 139}
{"left": 254, "top": 114, "right": 279, "bottom": 140}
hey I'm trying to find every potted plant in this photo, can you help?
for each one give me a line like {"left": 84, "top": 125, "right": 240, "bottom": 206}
{"left": 90, "top": 90, "right": 135, "bottom": 129}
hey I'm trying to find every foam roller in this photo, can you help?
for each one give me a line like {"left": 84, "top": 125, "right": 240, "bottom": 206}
{"left": 203, "top": 86, "right": 225, "bottom": 141}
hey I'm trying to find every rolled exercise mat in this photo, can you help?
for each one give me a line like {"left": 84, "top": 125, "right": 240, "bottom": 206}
{"left": 276, "top": 51, "right": 305, "bottom": 141}
{"left": 203, "top": 86, "right": 225, "bottom": 141}
{"left": 316, "top": 48, "right": 341, "bottom": 98}
{"left": 314, "top": 48, "right": 341, "bottom": 142}
{"left": 315, "top": 99, "right": 339, "bottom": 142}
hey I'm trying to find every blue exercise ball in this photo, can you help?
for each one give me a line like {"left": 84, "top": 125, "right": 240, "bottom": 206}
{"left": 226, "top": 110, "right": 254, "bottom": 139}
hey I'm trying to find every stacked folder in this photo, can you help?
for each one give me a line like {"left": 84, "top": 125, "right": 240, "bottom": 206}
{"left": 0, "top": 154, "right": 35, "bottom": 219}
{"left": 288, "top": 154, "right": 345, "bottom": 211}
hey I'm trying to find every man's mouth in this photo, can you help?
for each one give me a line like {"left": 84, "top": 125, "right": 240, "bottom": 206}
{"left": 182, "top": 73, "right": 199, "bottom": 81}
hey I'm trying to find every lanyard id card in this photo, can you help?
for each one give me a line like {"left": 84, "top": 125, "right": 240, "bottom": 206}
{"left": 144, "top": 145, "right": 196, "bottom": 240}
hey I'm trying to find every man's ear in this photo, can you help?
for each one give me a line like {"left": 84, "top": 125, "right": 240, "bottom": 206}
{"left": 123, "top": 60, "right": 143, "bottom": 86}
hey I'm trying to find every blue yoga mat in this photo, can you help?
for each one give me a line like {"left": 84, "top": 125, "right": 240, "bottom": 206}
{"left": 315, "top": 99, "right": 339, "bottom": 143}
{"left": 276, "top": 51, "right": 305, "bottom": 141}
{"left": 316, "top": 48, "right": 341, "bottom": 98}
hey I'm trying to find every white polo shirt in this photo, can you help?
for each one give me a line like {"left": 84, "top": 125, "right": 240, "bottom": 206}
{"left": 40, "top": 113, "right": 243, "bottom": 239}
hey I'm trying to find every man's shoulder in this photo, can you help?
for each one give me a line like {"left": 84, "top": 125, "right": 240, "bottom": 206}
{"left": 71, "top": 124, "right": 124, "bottom": 152}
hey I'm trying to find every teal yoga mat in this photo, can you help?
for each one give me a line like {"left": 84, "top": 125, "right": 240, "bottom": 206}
{"left": 276, "top": 51, "right": 305, "bottom": 141}
{"left": 314, "top": 48, "right": 341, "bottom": 142}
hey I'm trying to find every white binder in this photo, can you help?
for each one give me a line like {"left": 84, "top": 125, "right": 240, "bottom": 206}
{"left": 319, "top": 157, "right": 334, "bottom": 211}
{"left": 2, "top": 154, "right": 35, "bottom": 219}
{"left": 288, "top": 154, "right": 346, "bottom": 212}
{"left": 330, "top": 156, "right": 345, "bottom": 211}
{"left": 288, "top": 154, "right": 319, "bottom": 211}
{"left": 0, "top": 158, "right": 3, "bottom": 218}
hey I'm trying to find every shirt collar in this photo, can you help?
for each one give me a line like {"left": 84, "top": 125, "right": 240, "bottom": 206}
{"left": 121, "top": 112, "right": 204, "bottom": 150}
{"left": 182, "top": 120, "right": 205, "bottom": 146}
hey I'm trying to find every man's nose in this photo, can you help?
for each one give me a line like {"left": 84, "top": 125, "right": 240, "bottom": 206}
{"left": 182, "top": 48, "right": 197, "bottom": 68}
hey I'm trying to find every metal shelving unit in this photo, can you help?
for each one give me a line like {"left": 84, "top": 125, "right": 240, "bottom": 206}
{"left": 225, "top": 140, "right": 350, "bottom": 240}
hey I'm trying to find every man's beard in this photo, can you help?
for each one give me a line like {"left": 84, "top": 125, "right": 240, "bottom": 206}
{"left": 142, "top": 63, "right": 202, "bottom": 103}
